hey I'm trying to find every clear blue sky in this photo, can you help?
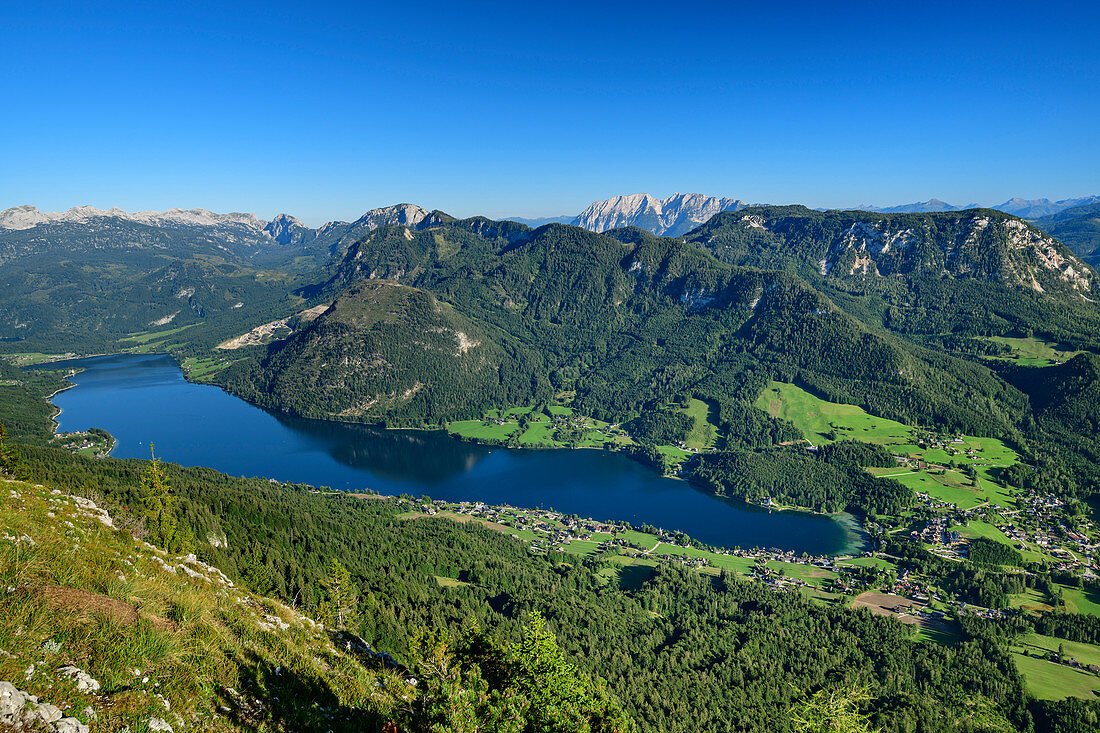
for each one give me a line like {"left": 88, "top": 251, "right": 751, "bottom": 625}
{"left": 2, "top": 1, "right": 1097, "bottom": 225}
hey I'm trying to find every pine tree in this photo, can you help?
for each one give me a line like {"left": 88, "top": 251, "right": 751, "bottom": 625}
{"left": 0, "top": 422, "right": 18, "bottom": 477}
{"left": 320, "top": 558, "right": 357, "bottom": 630}
{"left": 140, "top": 443, "right": 191, "bottom": 552}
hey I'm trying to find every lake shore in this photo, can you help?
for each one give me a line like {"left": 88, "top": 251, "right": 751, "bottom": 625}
{"left": 39, "top": 352, "right": 862, "bottom": 556}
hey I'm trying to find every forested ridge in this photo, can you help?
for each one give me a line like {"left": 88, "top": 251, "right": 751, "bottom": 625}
{"left": 204, "top": 212, "right": 1100, "bottom": 511}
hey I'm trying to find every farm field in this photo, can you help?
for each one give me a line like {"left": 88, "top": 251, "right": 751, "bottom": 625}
{"left": 873, "top": 467, "right": 1018, "bottom": 511}
{"left": 0, "top": 352, "right": 81, "bottom": 366}
{"left": 765, "top": 560, "right": 838, "bottom": 586}
{"left": 180, "top": 356, "right": 232, "bottom": 381}
{"left": 446, "top": 419, "right": 518, "bottom": 441}
{"left": 1016, "top": 633, "right": 1100, "bottom": 668}
{"left": 849, "top": 591, "right": 923, "bottom": 620}
{"left": 838, "top": 556, "right": 896, "bottom": 571}
{"left": 448, "top": 404, "right": 621, "bottom": 448}
{"left": 955, "top": 520, "right": 1051, "bottom": 564}
{"left": 757, "top": 382, "right": 1024, "bottom": 514}
{"left": 757, "top": 381, "right": 1018, "bottom": 468}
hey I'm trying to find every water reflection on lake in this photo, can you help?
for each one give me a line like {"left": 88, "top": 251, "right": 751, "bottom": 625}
{"left": 42, "top": 353, "right": 863, "bottom": 555}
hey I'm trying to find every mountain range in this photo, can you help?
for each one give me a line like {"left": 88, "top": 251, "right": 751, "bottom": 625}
{"left": 6, "top": 192, "right": 1099, "bottom": 250}
{"left": 852, "top": 196, "right": 1100, "bottom": 219}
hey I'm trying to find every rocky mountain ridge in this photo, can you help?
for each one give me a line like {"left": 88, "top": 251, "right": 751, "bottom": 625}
{"left": 570, "top": 193, "right": 749, "bottom": 236}
{"left": 686, "top": 206, "right": 1096, "bottom": 299}
{"left": 0, "top": 205, "right": 267, "bottom": 232}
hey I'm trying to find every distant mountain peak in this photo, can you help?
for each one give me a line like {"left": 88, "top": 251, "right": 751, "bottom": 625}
{"left": 849, "top": 199, "right": 978, "bottom": 214}
{"left": 994, "top": 196, "right": 1100, "bottom": 219}
{"left": 0, "top": 204, "right": 267, "bottom": 231}
{"left": 351, "top": 203, "right": 429, "bottom": 229}
{"left": 572, "top": 193, "right": 749, "bottom": 236}
{"left": 262, "top": 213, "right": 311, "bottom": 244}
{"left": 849, "top": 196, "right": 1100, "bottom": 219}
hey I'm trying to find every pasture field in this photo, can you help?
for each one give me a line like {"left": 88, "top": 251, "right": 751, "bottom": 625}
{"left": 799, "top": 586, "right": 842, "bottom": 605}
{"left": 1010, "top": 652, "right": 1100, "bottom": 700}
{"left": 838, "top": 556, "right": 896, "bottom": 571}
{"left": 912, "top": 624, "right": 960, "bottom": 646}
{"left": 619, "top": 530, "right": 660, "bottom": 550}
{"left": 759, "top": 382, "right": 1024, "bottom": 513}
{"left": 957, "top": 520, "right": 1050, "bottom": 564}
{"left": 447, "top": 420, "right": 518, "bottom": 441}
{"left": 1016, "top": 633, "right": 1100, "bottom": 668}
{"left": 518, "top": 421, "right": 556, "bottom": 445}
{"left": 756, "top": 381, "right": 912, "bottom": 446}
{"left": 983, "top": 336, "right": 1081, "bottom": 366}
{"left": 765, "top": 560, "right": 838, "bottom": 587}
{"left": 0, "top": 352, "right": 77, "bottom": 366}
{"left": 873, "top": 467, "right": 1017, "bottom": 511}
{"left": 655, "top": 444, "right": 692, "bottom": 460}
{"left": 676, "top": 398, "right": 720, "bottom": 450}
{"left": 180, "top": 356, "right": 232, "bottom": 381}
{"left": 1060, "top": 585, "right": 1100, "bottom": 618}
{"left": 120, "top": 324, "right": 195, "bottom": 345}
{"left": 1008, "top": 588, "right": 1054, "bottom": 614}
{"left": 756, "top": 381, "right": 1019, "bottom": 476}
{"left": 450, "top": 405, "right": 619, "bottom": 448}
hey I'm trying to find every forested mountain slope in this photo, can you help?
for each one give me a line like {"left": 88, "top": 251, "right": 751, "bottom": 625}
{"left": 220, "top": 218, "right": 1035, "bottom": 447}
{"left": 685, "top": 206, "right": 1093, "bottom": 297}
{"left": 684, "top": 206, "right": 1100, "bottom": 356}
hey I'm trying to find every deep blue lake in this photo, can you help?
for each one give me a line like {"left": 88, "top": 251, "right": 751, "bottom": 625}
{"left": 42, "top": 353, "right": 862, "bottom": 555}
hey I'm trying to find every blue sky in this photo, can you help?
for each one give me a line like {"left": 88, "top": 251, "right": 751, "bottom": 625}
{"left": 2, "top": 1, "right": 1097, "bottom": 225}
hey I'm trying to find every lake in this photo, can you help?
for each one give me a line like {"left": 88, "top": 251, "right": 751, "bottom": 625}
{"left": 43, "top": 353, "right": 863, "bottom": 555}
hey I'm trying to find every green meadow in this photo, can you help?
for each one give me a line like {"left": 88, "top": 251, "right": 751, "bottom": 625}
{"left": 1060, "top": 585, "right": 1100, "bottom": 617}
{"left": 1010, "top": 641, "right": 1100, "bottom": 700}
{"left": 756, "top": 381, "right": 912, "bottom": 447}
{"left": 120, "top": 323, "right": 195, "bottom": 345}
{"left": 676, "top": 398, "right": 720, "bottom": 451}
{"left": 983, "top": 336, "right": 1082, "bottom": 367}
{"left": 760, "top": 381, "right": 1022, "bottom": 511}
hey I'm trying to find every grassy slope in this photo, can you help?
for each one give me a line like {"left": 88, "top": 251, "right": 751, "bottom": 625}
{"left": 447, "top": 404, "right": 634, "bottom": 449}
{"left": 1007, "top": 629, "right": 1100, "bottom": 699}
{"left": 1011, "top": 648, "right": 1100, "bottom": 701}
{"left": 676, "top": 398, "right": 719, "bottom": 451}
{"left": 0, "top": 479, "right": 397, "bottom": 732}
{"left": 983, "top": 336, "right": 1082, "bottom": 367}
{"left": 760, "top": 381, "right": 1021, "bottom": 510}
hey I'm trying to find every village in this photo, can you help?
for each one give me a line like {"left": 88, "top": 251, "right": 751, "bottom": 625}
{"left": 391, "top": 465, "right": 1100, "bottom": 649}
